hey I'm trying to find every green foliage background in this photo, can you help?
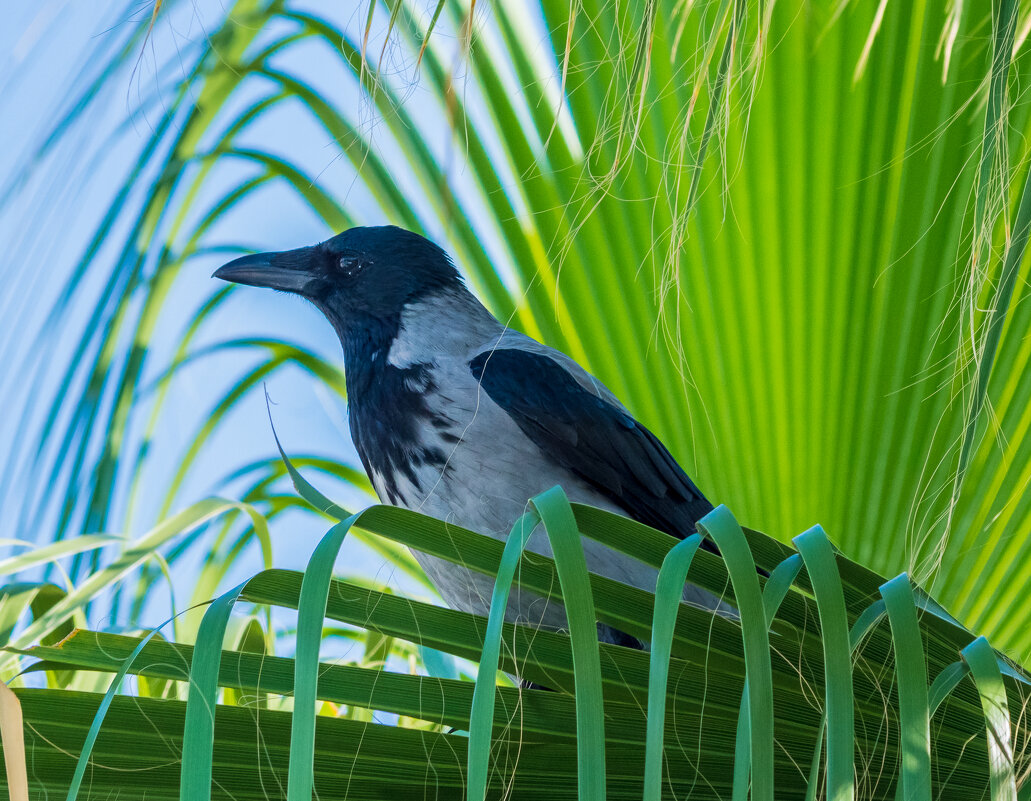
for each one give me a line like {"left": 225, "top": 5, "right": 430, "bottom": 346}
{"left": 4, "top": 0, "right": 1031, "bottom": 796}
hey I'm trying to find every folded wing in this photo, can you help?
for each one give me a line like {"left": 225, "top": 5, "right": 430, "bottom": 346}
{"left": 469, "top": 347, "right": 714, "bottom": 543}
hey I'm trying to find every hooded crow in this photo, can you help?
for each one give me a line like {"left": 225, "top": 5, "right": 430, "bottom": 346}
{"left": 214, "top": 225, "right": 728, "bottom": 647}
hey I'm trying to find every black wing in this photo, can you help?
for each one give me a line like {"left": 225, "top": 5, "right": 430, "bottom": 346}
{"left": 469, "top": 348, "right": 714, "bottom": 542}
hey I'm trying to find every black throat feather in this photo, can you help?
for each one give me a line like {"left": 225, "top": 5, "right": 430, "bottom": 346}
{"left": 340, "top": 311, "right": 448, "bottom": 505}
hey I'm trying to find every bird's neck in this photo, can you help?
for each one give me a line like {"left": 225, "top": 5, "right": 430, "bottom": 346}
{"left": 338, "top": 287, "right": 502, "bottom": 504}
{"left": 337, "top": 313, "right": 401, "bottom": 395}
{"left": 338, "top": 286, "right": 500, "bottom": 381}
{"left": 385, "top": 286, "right": 502, "bottom": 369}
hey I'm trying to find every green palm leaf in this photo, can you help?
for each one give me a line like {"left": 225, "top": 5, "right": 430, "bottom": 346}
{"left": 6, "top": 0, "right": 1031, "bottom": 796}
{"left": 3, "top": 496, "right": 1028, "bottom": 798}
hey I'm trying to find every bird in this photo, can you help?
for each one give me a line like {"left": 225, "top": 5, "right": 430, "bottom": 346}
{"left": 214, "top": 225, "right": 729, "bottom": 649}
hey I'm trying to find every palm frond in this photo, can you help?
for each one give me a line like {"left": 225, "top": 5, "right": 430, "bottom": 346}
{"left": 3, "top": 493, "right": 1028, "bottom": 798}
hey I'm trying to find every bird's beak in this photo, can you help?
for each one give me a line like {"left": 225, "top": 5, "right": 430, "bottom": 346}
{"left": 212, "top": 246, "right": 318, "bottom": 294}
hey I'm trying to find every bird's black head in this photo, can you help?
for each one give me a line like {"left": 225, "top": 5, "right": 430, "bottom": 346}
{"left": 213, "top": 225, "right": 463, "bottom": 339}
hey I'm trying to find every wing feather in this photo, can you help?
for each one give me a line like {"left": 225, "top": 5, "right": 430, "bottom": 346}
{"left": 469, "top": 348, "right": 713, "bottom": 541}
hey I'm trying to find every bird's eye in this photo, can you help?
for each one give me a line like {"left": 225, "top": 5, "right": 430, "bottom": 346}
{"left": 339, "top": 254, "right": 365, "bottom": 278}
